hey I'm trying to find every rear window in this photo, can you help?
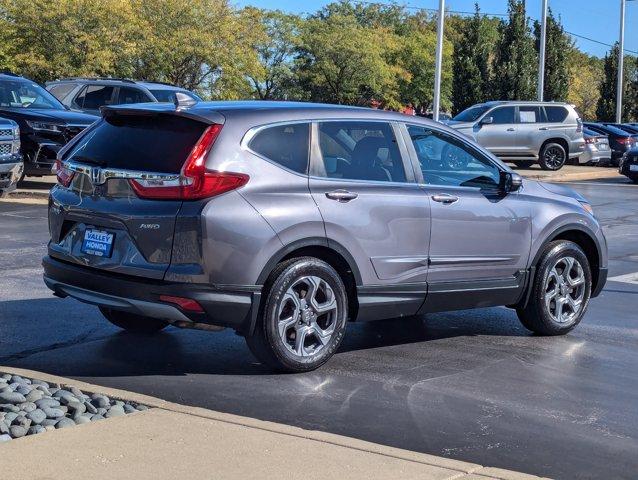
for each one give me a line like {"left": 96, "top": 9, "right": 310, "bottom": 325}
{"left": 248, "top": 123, "right": 310, "bottom": 174}
{"left": 149, "top": 89, "right": 200, "bottom": 103}
{"left": 544, "top": 106, "right": 568, "bottom": 123}
{"left": 66, "top": 115, "right": 207, "bottom": 173}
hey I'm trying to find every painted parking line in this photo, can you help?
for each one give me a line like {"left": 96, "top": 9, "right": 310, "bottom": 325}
{"left": 608, "top": 272, "right": 638, "bottom": 285}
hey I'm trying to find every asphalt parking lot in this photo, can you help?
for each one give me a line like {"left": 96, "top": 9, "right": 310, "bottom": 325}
{"left": 1, "top": 177, "right": 637, "bottom": 479}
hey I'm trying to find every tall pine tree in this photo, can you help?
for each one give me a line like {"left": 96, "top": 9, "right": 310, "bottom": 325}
{"left": 492, "top": 0, "right": 536, "bottom": 101}
{"left": 534, "top": 9, "right": 571, "bottom": 101}
{"left": 595, "top": 44, "right": 635, "bottom": 121}
{"left": 451, "top": 4, "right": 497, "bottom": 114}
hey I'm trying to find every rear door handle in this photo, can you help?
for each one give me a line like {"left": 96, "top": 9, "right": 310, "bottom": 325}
{"left": 539, "top": 127, "right": 549, "bottom": 131}
{"left": 325, "top": 190, "right": 358, "bottom": 202}
{"left": 506, "top": 128, "right": 515, "bottom": 132}
{"left": 431, "top": 194, "right": 459, "bottom": 204}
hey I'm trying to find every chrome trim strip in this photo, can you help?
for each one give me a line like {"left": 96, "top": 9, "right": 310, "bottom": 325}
{"left": 63, "top": 160, "right": 180, "bottom": 185}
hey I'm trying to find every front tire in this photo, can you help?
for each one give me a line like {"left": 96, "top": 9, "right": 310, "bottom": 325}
{"left": 246, "top": 257, "right": 348, "bottom": 372}
{"left": 99, "top": 307, "right": 169, "bottom": 333}
{"left": 539, "top": 143, "right": 567, "bottom": 171}
{"left": 517, "top": 240, "right": 592, "bottom": 335}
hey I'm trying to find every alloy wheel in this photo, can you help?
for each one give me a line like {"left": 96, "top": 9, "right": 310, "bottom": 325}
{"left": 277, "top": 275, "right": 338, "bottom": 357}
{"left": 543, "top": 146, "right": 565, "bottom": 169}
{"left": 544, "top": 256, "right": 586, "bottom": 324}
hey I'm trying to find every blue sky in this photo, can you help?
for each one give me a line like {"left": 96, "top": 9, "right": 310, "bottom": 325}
{"left": 235, "top": 0, "right": 637, "bottom": 58}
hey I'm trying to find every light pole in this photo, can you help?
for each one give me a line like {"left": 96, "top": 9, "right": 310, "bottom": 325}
{"left": 537, "top": 0, "right": 548, "bottom": 101}
{"left": 432, "top": 0, "right": 445, "bottom": 122}
{"left": 617, "top": 0, "right": 626, "bottom": 123}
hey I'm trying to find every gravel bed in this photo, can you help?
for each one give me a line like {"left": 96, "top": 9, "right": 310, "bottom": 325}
{"left": 0, "top": 373, "right": 148, "bottom": 442}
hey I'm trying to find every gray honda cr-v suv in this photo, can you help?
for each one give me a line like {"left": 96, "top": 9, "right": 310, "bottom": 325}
{"left": 43, "top": 100, "right": 608, "bottom": 372}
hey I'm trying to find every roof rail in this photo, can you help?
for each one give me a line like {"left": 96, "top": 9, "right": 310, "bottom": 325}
{"left": 140, "top": 79, "right": 181, "bottom": 87}
{"left": 56, "top": 77, "right": 137, "bottom": 84}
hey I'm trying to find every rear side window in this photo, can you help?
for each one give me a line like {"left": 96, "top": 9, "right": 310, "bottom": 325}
{"left": 47, "top": 83, "right": 78, "bottom": 101}
{"left": 67, "top": 115, "right": 207, "bottom": 173}
{"left": 249, "top": 123, "right": 310, "bottom": 174}
{"left": 518, "top": 106, "right": 542, "bottom": 123}
{"left": 544, "top": 106, "right": 568, "bottom": 123}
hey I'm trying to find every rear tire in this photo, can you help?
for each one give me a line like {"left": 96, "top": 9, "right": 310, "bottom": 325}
{"left": 539, "top": 143, "right": 567, "bottom": 171}
{"left": 516, "top": 240, "right": 592, "bottom": 336}
{"left": 246, "top": 257, "right": 348, "bottom": 372}
{"left": 99, "top": 307, "right": 169, "bottom": 333}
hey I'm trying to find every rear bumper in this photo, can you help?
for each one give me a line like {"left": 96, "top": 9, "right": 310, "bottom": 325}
{"left": 42, "top": 255, "right": 261, "bottom": 334}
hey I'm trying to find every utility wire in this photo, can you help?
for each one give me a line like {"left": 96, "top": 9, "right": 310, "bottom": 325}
{"left": 358, "top": 0, "right": 638, "bottom": 55}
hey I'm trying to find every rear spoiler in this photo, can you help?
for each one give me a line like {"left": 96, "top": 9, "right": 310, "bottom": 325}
{"left": 100, "top": 104, "right": 225, "bottom": 126}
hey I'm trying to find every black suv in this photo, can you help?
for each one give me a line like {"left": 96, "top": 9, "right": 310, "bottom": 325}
{"left": 46, "top": 78, "right": 202, "bottom": 116}
{"left": 0, "top": 73, "right": 98, "bottom": 178}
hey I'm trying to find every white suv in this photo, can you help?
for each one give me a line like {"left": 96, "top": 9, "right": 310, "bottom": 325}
{"left": 448, "top": 101, "right": 585, "bottom": 170}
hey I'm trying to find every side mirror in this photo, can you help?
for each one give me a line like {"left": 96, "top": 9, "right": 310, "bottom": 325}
{"left": 500, "top": 171, "right": 523, "bottom": 194}
{"left": 480, "top": 116, "right": 494, "bottom": 125}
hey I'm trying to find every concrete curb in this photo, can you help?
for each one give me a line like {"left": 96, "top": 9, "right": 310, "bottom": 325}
{"left": 521, "top": 169, "right": 622, "bottom": 183}
{"left": 0, "top": 366, "right": 549, "bottom": 480}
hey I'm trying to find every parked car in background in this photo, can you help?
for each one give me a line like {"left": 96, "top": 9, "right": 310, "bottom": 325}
{"left": 580, "top": 128, "right": 611, "bottom": 165}
{"left": 619, "top": 147, "right": 638, "bottom": 183}
{"left": 448, "top": 101, "right": 584, "bottom": 170}
{"left": 46, "top": 78, "right": 202, "bottom": 116}
{"left": 583, "top": 122, "right": 637, "bottom": 166}
{"left": 0, "top": 72, "right": 97, "bottom": 179}
{"left": 43, "top": 100, "right": 607, "bottom": 372}
{"left": 0, "top": 117, "right": 22, "bottom": 196}
{"left": 600, "top": 123, "right": 638, "bottom": 136}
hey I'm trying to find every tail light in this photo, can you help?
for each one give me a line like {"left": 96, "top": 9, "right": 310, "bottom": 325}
{"left": 618, "top": 137, "right": 634, "bottom": 146}
{"left": 585, "top": 137, "right": 595, "bottom": 144}
{"left": 54, "top": 159, "right": 75, "bottom": 187}
{"left": 576, "top": 118, "right": 583, "bottom": 133}
{"left": 129, "top": 124, "right": 249, "bottom": 200}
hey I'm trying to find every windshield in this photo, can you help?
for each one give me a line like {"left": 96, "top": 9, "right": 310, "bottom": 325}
{"left": 0, "top": 79, "right": 65, "bottom": 109}
{"left": 149, "top": 89, "right": 200, "bottom": 103}
{"left": 452, "top": 105, "right": 491, "bottom": 122}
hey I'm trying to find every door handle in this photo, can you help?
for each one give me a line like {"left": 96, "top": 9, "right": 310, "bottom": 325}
{"left": 325, "top": 190, "right": 358, "bottom": 202}
{"left": 506, "top": 128, "right": 515, "bottom": 132}
{"left": 431, "top": 194, "right": 459, "bottom": 204}
{"left": 539, "top": 127, "right": 549, "bottom": 131}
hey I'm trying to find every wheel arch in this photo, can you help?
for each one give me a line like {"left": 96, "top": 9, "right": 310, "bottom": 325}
{"left": 540, "top": 137, "right": 569, "bottom": 157}
{"left": 256, "top": 238, "right": 361, "bottom": 322}
{"left": 523, "top": 225, "right": 602, "bottom": 307}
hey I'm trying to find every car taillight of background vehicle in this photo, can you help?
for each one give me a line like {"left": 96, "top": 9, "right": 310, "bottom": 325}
{"left": 128, "top": 124, "right": 249, "bottom": 200}
{"left": 54, "top": 159, "right": 74, "bottom": 187}
{"left": 618, "top": 137, "right": 635, "bottom": 146}
{"left": 576, "top": 119, "right": 583, "bottom": 133}
{"left": 585, "top": 137, "right": 596, "bottom": 144}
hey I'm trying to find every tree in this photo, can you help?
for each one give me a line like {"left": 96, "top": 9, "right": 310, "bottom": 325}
{"left": 567, "top": 50, "right": 603, "bottom": 120}
{"left": 451, "top": 4, "right": 499, "bottom": 114}
{"left": 397, "top": 15, "right": 453, "bottom": 113}
{"left": 492, "top": 0, "right": 536, "bottom": 101}
{"left": 595, "top": 44, "right": 636, "bottom": 121}
{"left": 246, "top": 9, "right": 300, "bottom": 100}
{"left": 534, "top": 9, "right": 571, "bottom": 101}
{"left": 295, "top": 13, "right": 407, "bottom": 108}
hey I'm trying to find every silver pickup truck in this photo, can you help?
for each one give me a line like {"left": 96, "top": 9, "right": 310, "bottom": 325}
{"left": 0, "top": 118, "right": 23, "bottom": 197}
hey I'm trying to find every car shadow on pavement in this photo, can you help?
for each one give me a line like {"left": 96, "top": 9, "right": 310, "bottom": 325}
{"left": 2, "top": 297, "right": 531, "bottom": 378}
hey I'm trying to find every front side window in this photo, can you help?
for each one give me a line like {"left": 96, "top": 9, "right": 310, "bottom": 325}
{"left": 452, "top": 105, "right": 490, "bottom": 123}
{"left": 47, "top": 83, "right": 78, "bottom": 102}
{"left": 117, "top": 87, "right": 151, "bottom": 105}
{"left": 80, "top": 85, "right": 115, "bottom": 110}
{"left": 316, "top": 121, "right": 406, "bottom": 183}
{"left": 249, "top": 123, "right": 310, "bottom": 174}
{"left": 408, "top": 125, "right": 500, "bottom": 189}
{"left": 489, "top": 107, "right": 516, "bottom": 124}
